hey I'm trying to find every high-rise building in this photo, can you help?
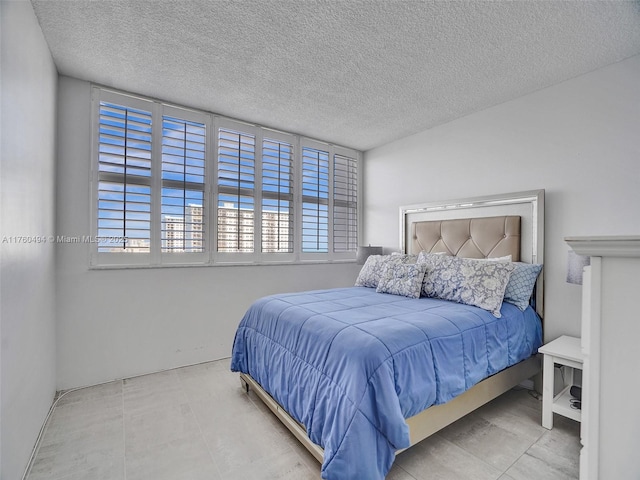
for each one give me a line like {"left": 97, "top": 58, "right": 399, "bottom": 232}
{"left": 119, "top": 238, "right": 150, "bottom": 253}
{"left": 217, "top": 202, "right": 254, "bottom": 252}
{"left": 186, "top": 205, "right": 203, "bottom": 251}
{"left": 164, "top": 214, "right": 185, "bottom": 251}
{"left": 156, "top": 203, "right": 291, "bottom": 253}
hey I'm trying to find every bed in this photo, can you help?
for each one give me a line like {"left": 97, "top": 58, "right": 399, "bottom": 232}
{"left": 230, "top": 190, "right": 545, "bottom": 480}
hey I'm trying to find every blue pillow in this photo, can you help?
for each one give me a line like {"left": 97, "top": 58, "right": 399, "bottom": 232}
{"left": 504, "top": 262, "right": 543, "bottom": 310}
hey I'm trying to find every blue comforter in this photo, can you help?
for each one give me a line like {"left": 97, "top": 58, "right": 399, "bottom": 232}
{"left": 230, "top": 287, "right": 542, "bottom": 480}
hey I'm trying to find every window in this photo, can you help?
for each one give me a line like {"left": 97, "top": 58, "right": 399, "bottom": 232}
{"left": 161, "top": 115, "right": 206, "bottom": 253}
{"left": 217, "top": 127, "right": 255, "bottom": 253}
{"left": 262, "top": 137, "right": 293, "bottom": 253}
{"left": 97, "top": 100, "right": 152, "bottom": 254}
{"left": 91, "top": 88, "right": 359, "bottom": 267}
{"left": 301, "top": 146, "right": 330, "bottom": 253}
{"left": 333, "top": 152, "right": 358, "bottom": 253}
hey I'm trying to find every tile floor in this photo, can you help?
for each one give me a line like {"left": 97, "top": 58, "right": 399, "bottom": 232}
{"left": 25, "top": 358, "right": 580, "bottom": 480}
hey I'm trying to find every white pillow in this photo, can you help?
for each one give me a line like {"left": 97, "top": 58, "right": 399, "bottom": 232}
{"left": 472, "top": 255, "right": 512, "bottom": 263}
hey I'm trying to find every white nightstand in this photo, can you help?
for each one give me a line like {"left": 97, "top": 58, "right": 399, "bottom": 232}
{"left": 538, "top": 335, "right": 583, "bottom": 429}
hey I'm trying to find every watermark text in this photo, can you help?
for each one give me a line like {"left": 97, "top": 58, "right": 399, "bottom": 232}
{"left": 2, "top": 235, "right": 127, "bottom": 244}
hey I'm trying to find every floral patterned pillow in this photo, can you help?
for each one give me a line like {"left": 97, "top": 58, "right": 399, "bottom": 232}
{"left": 417, "top": 252, "right": 515, "bottom": 317}
{"left": 469, "top": 258, "right": 543, "bottom": 311}
{"left": 390, "top": 252, "right": 419, "bottom": 263}
{"left": 355, "top": 254, "right": 414, "bottom": 288}
{"left": 376, "top": 262, "right": 429, "bottom": 298}
{"left": 355, "top": 255, "right": 387, "bottom": 288}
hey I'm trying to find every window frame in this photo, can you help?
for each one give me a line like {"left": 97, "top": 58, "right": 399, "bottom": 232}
{"left": 90, "top": 87, "right": 360, "bottom": 268}
{"left": 332, "top": 145, "right": 360, "bottom": 258}
{"left": 258, "top": 128, "right": 297, "bottom": 264}
{"left": 298, "top": 140, "right": 360, "bottom": 263}
{"left": 213, "top": 118, "right": 259, "bottom": 265}
{"left": 299, "top": 138, "right": 331, "bottom": 261}
{"left": 91, "top": 89, "right": 155, "bottom": 267}
{"left": 158, "top": 104, "right": 211, "bottom": 266}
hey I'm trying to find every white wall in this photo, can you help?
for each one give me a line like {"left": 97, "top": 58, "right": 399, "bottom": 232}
{"left": 363, "top": 55, "right": 640, "bottom": 342}
{"left": 598, "top": 256, "right": 640, "bottom": 478}
{"left": 56, "top": 76, "right": 361, "bottom": 390}
{"left": 0, "top": 1, "right": 58, "bottom": 479}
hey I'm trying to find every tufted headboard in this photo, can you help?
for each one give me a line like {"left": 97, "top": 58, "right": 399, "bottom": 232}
{"left": 409, "top": 216, "right": 521, "bottom": 260}
{"left": 400, "top": 190, "right": 544, "bottom": 316}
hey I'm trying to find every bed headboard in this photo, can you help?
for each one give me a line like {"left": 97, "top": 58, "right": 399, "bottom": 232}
{"left": 410, "top": 216, "right": 521, "bottom": 260}
{"left": 400, "top": 190, "right": 545, "bottom": 316}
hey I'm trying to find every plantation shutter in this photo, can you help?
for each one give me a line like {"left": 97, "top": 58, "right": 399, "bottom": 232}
{"left": 301, "top": 146, "right": 329, "bottom": 253}
{"left": 161, "top": 115, "right": 206, "bottom": 253}
{"left": 333, "top": 153, "right": 358, "bottom": 252}
{"left": 217, "top": 128, "right": 256, "bottom": 253}
{"left": 93, "top": 87, "right": 359, "bottom": 266}
{"left": 97, "top": 102, "right": 152, "bottom": 252}
{"left": 262, "top": 138, "right": 294, "bottom": 253}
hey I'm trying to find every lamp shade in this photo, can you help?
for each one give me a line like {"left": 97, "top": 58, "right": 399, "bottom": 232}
{"left": 566, "top": 250, "right": 590, "bottom": 285}
{"left": 356, "top": 245, "right": 383, "bottom": 264}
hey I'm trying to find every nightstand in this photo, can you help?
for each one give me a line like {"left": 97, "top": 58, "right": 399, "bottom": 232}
{"left": 538, "top": 335, "right": 583, "bottom": 429}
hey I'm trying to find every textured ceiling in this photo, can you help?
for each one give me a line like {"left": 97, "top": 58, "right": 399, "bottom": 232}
{"left": 31, "top": 0, "right": 640, "bottom": 151}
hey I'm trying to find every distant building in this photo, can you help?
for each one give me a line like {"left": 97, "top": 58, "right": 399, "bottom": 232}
{"left": 161, "top": 205, "right": 203, "bottom": 252}
{"left": 157, "top": 203, "right": 291, "bottom": 253}
{"left": 260, "top": 208, "right": 293, "bottom": 253}
{"left": 163, "top": 214, "right": 185, "bottom": 251}
{"left": 119, "top": 238, "right": 150, "bottom": 253}
{"left": 188, "top": 206, "right": 203, "bottom": 250}
{"left": 217, "top": 202, "right": 254, "bottom": 252}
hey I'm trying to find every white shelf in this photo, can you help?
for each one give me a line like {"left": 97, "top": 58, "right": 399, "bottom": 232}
{"left": 540, "top": 335, "right": 583, "bottom": 429}
{"left": 553, "top": 384, "right": 581, "bottom": 423}
{"left": 539, "top": 335, "right": 583, "bottom": 364}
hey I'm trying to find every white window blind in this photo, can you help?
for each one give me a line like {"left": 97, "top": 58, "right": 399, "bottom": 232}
{"left": 92, "top": 87, "right": 359, "bottom": 267}
{"left": 161, "top": 115, "right": 206, "bottom": 253}
{"left": 301, "top": 146, "right": 330, "bottom": 253}
{"left": 97, "top": 102, "right": 152, "bottom": 252}
{"left": 333, "top": 153, "right": 358, "bottom": 253}
{"left": 217, "top": 128, "right": 255, "bottom": 253}
{"left": 262, "top": 138, "right": 293, "bottom": 253}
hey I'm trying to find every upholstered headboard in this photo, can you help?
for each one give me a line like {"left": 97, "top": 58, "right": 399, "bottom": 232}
{"left": 410, "top": 216, "right": 521, "bottom": 261}
{"left": 400, "top": 190, "right": 545, "bottom": 316}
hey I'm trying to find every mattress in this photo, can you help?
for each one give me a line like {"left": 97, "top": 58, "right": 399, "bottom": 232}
{"left": 230, "top": 286, "right": 542, "bottom": 480}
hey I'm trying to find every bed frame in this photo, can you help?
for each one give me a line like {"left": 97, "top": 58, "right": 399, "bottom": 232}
{"left": 240, "top": 189, "right": 545, "bottom": 464}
